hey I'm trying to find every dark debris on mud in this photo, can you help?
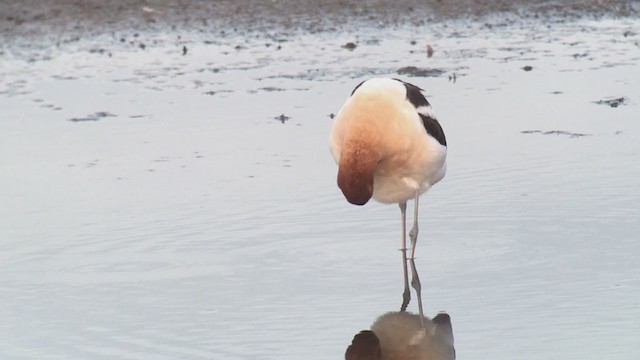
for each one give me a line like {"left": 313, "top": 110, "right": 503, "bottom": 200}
{"left": 397, "top": 66, "right": 446, "bottom": 77}
{"left": 521, "top": 130, "right": 592, "bottom": 138}
{"left": 593, "top": 97, "right": 627, "bottom": 108}
{"left": 274, "top": 114, "right": 290, "bottom": 124}
{"left": 68, "top": 111, "right": 116, "bottom": 122}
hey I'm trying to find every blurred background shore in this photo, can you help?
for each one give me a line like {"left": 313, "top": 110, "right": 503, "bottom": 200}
{"left": 2, "top": 0, "right": 639, "bottom": 40}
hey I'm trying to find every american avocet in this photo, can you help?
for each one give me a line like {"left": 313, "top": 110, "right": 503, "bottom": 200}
{"left": 330, "top": 78, "right": 447, "bottom": 324}
{"left": 345, "top": 311, "right": 455, "bottom": 360}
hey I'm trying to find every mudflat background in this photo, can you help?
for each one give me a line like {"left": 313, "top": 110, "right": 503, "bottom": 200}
{"left": 1, "top": 1, "right": 640, "bottom": 360}
{"left": 2, "top": 0, "right": 639, "bottom": 38}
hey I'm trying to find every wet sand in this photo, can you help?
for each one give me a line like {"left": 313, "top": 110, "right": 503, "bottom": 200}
{"left": 1, "top": 1, "right": 640, "bottom": 360}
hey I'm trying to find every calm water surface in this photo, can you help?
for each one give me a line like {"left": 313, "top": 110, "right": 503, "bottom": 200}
{"left": 1, "top": 15, "right": 640, "bottom": 360}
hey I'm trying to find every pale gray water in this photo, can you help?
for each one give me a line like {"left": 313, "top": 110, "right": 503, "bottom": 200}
{"left": 1, "top": 13, "right": 640, "bottom": 360}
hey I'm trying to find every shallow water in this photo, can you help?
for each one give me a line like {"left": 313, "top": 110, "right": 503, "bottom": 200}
{"left": 1, "top": 12, "right": 640, "bottom": 360}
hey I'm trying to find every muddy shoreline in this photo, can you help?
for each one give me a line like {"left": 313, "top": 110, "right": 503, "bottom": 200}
{"left": 2, "top": 0, "right": 639, "bottom": 42}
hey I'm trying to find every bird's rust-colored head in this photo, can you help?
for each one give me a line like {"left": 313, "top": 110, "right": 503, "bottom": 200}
{"left": 337, "top": 141, "right": 378, "bottom": 206}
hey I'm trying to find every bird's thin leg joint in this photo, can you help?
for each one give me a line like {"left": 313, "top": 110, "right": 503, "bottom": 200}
{"left": 399, "top": 202, "right": 410, "bottom": 312}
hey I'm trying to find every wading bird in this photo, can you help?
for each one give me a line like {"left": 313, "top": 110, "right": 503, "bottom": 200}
{"left": 330, "top": 78, "right": 447, "bottom": 324}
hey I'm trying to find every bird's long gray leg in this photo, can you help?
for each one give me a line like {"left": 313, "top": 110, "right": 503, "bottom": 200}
{"left": 409, "top": 191, "right": 426, "bottom": 328}
{"left": 399, "top": 202, "right": 410, "bottom": 312}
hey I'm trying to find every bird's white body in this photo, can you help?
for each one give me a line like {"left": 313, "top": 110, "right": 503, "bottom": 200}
{"left": 330, "top": 78, "right": 447, "bottom": 204}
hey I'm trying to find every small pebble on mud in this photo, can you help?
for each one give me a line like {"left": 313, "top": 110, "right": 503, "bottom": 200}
{"left": 342, "top": 42, "right": 357, "bottom": 50}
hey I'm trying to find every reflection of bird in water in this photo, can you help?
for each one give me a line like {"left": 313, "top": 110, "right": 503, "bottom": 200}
{"left": 345, "top": 312, "right": 455, "bottom": 360}
{"left": 345, "top": 329, "right": 381, "bottom": 360}
{"left": 330, "top": 78, "right": 447, "bottom": 322}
